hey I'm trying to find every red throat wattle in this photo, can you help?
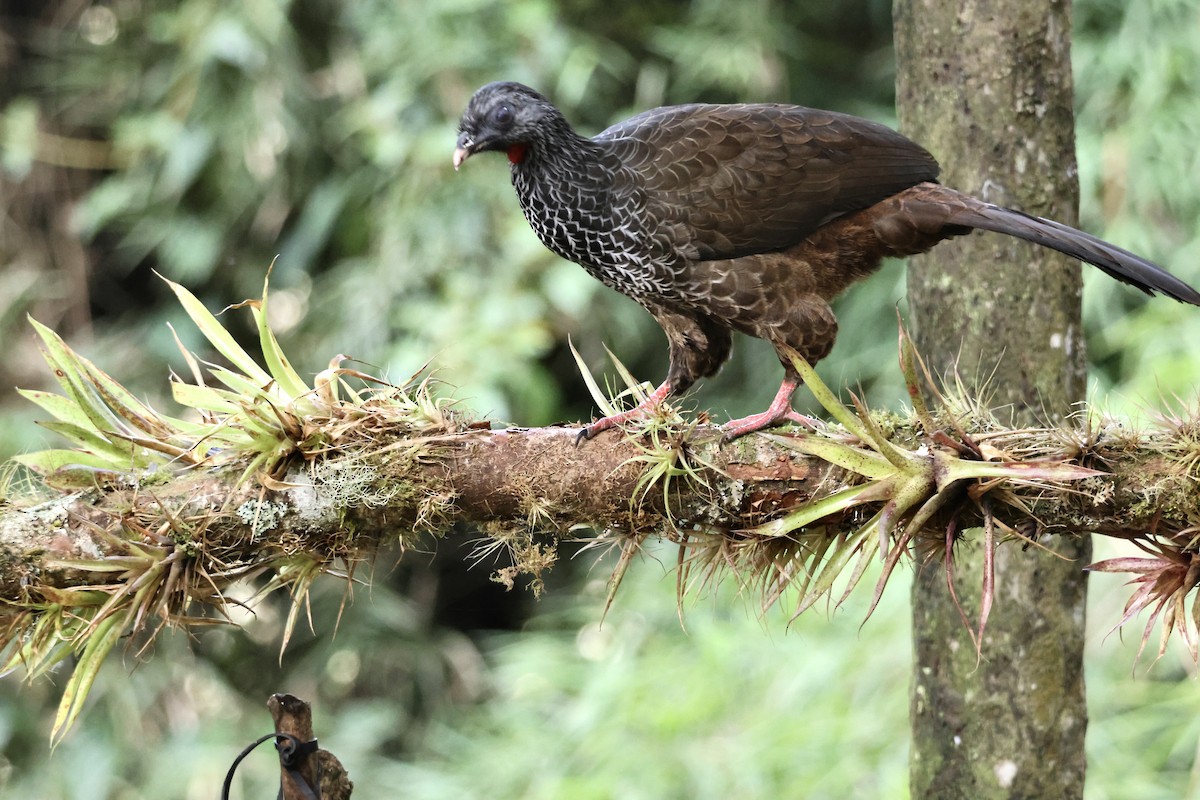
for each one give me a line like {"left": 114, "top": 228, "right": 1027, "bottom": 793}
{"left": 507, "top": 143, "right": 528, "bottom": 164}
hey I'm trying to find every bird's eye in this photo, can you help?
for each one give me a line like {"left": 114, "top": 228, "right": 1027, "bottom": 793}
{"left": 492, "top": 104, "right": 514, "bottom": 127}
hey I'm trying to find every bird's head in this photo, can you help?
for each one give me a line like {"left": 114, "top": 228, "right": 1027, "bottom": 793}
{"left": 453, "top": 82, "right": 563, "bottom": 170}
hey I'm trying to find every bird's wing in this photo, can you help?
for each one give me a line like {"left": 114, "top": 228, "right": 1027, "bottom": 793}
{"left": 595, "top": 103, "right": 940, "bottom": 261}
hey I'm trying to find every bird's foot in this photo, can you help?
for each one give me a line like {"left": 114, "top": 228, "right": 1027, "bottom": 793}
{"left": 575, "top": 408, "right": 640, "bottom": 444}
{"left": 722, "top": 407, "right": 817, "bottom": 441}
{"left": 575, "top": 382, "right": 673, "bottom": 445}
{"left": 721, "top": 371, "right": 815, "bottom": 440}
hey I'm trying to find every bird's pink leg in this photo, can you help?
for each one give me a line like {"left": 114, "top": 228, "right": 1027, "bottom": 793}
{"left": 722, "top": 374, "right": 817, "bottom": 439}
{"left": 577, "top": 381, "right": 673, "bottom": 443}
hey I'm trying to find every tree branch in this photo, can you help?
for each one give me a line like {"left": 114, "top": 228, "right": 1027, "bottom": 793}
{"left": 3, "top": 411, "right": 1195, "bottom": 607}
{"left": 4, "top": 278, "right": 1197, "bottom": 742}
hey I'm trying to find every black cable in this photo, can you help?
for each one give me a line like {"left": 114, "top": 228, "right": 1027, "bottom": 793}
{"left": 221, "top": 731, "right": 320, "bottom": 800}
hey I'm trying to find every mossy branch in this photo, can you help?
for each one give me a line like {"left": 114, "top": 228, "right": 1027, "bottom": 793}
{"left": 2, "top": 276, "right": 1199, "bottom": 742}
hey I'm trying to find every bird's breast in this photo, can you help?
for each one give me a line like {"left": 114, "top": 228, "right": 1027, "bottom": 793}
{"left": 512, "top": 163, "right": 684, "bottom": 301}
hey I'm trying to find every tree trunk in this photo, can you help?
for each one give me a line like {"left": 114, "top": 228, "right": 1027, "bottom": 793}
{"left": 895, "top": 1, "right": 1090, "bottom": 797}
{"left": 897, "top": 0, "right": 1094, "bottom": 796}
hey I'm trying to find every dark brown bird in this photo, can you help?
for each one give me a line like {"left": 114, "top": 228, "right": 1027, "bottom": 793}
{"left": 453, "top": 81, "right": 1200, "bottom": 439}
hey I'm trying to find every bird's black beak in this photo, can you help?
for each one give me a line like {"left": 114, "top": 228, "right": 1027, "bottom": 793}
{"left": 453, "top": 132, "right": 475, "bottom": 170}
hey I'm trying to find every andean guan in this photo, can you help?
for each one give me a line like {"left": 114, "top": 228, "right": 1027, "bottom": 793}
{"left": 453, "top": 81, "right": 1200, "bottom": 440}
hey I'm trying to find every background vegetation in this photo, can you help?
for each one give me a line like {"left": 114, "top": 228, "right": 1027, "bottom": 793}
{"left": 1, "top": 0, "right": 1198, "bottom": 796}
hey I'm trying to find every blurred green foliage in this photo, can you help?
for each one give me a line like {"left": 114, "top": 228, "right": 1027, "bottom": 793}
{"left": 1074, "top": 0, "right": 1200, "bottom": 410}
{"left": 1, "top": 0, "right": 1199, "bottom": 797}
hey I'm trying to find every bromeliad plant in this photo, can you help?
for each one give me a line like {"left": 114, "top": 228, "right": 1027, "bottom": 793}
{"left": 581, "top": 333, "right": 1100, "bottom": 650}
{"left": 569, "top": 330, "right": 1101, "bottom": 652}
{"left": 3, "top": 274, "right": 463, "bottom": 743}
{"left": 736, "top": 338, "right": 1099, "bottom": 653}
{"left": 18, "top": 276, "right": 456, "bottom": 488}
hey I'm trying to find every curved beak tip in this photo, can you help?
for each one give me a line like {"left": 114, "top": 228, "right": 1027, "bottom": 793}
{"left": 452, "top": 146, "right": 470, "bottom": 171}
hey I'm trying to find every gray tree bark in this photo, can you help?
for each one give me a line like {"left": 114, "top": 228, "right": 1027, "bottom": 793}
{"left": 896, "top": 0, "right": 1089, "bottom": 797}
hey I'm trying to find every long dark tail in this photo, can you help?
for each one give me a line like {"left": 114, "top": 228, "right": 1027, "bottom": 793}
{"left": 902, "top": 182, "right": 1200, "bottom": 306}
